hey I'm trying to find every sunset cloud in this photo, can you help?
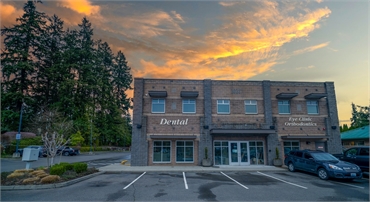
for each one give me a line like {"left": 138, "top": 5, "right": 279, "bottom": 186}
{"left": 0, "top": 2, "right": 23, "bottom": 26}
{"left": 57, "top": 0, "right": 100, "bottom": 16}
{"left": 293, "top": 42, "right": 330, "bottom": 55}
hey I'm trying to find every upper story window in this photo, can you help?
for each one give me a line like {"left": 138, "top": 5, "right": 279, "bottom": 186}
{"left": 307, "top": 101, "right": 318, "bottom": 114}
{"left": 182, "top": 99, "right": 196, "bottom": 113}
{"left": 278, "top": 100, "right": 290, "bottom": 114}
{"left": 152, "top": 99, "right": 165, "bottom": 113}
{"left": 217, "top": 99, "right": 230, "bottom": 114}
{"left": 245, "top": 100, "right": 257, "bottom": 114}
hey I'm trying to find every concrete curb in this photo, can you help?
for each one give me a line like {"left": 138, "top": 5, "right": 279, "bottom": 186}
{"left": 1, "top": 171, "right": 105, "bottom": 191}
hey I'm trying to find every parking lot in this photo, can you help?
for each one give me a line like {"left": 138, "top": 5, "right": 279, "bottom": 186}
{"left": 2, "top": 170, "right": 369, "bottom": 201}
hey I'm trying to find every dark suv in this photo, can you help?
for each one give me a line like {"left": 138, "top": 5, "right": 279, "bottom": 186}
{"left": 332, "top": 146, "right": 369, "bottom": 172}
{"left": 284, "top": 150, "right": 362, "bottom": 180}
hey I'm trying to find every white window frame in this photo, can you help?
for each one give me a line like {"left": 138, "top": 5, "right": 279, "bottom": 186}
{"left": 152, "top": 99, "right": 165, "bottom": 113}
{"left": 217, "top": 99, "right": 230, "bottom": 114}
{"left": 176, "top": 140, "right": 194, "bottom": 163}
{"left": 182, "top": 99, "right": 196, "bottom": 113}
{"left": 278, "top": 100, "right": 290, "bottom": 114}
{"left": 245, "top": 100, "right": 258, "bottom": 114}
{"left": 153, "top": 140, "right": 171, "bottom": 163}
{"left": 307, "top": 100, "right": 319, "bottom": 114}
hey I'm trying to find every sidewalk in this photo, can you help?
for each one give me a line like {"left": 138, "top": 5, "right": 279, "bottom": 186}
{"left": 98, "top": 160, "right": 287, "bottom": 173}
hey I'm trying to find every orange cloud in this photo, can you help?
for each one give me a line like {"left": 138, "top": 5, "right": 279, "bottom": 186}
{"left": 58, "top": 0, "right": 100, "bottom": 16}
{"left": 0, "top": 2, "right": 23, "bottom": 26}
{"left": 293, "top": 42, "right": 329, "bottom": 55}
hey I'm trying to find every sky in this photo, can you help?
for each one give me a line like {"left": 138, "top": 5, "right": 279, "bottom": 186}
{"left": 1, "top": 0, "right": 369, "bottom": 124}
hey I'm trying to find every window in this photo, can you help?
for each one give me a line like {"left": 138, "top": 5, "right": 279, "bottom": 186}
{"left": 245, "top": 100, "right": 257, "bottom": 114}
{"left": 249, "top": 141, "right": 264, "bottom": 165}
{"left": 152, "top": 99, "right": 165, "bottom": 113}
{"left": 153, "top": 141, "right": 171, "bottom": 162}
{"left": 176, "top": 141, "right": 194, "bottom": 162}
{"left": 284, "top": 141, "right": 299, "bottom": 154}
{"left": 217, "top": 99, "right": 230, "bottom": 114}
{"left": 182, "top": 99, "right": 196, "bottom": 113}
{"left": 214, "top": 141, "right": 229, "bottom": 165}
{"left": 307, "top": 101, "right": 319, "bottom": 114}
{"left": 278, "top": 100, "right": 290, "bottom": 114}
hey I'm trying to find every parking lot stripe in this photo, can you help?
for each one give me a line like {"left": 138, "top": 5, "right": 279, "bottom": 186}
{"left": 220, "top": 172, "right": 249, "bottom": 190}
{"left": 183, "top": 172, "right": 188, "bottom": 189}
{"left": 123, "top": 172, "right": 146, "bottom": 190}
{"left": 332, "top": 181, "right": 364, "bottom": 189}
{"left": 257, "top": 171, "right": 308, "bottom": 189}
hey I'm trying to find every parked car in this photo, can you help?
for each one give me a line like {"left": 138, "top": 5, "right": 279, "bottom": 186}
{"left": 284, "top": 149, "right": 362, "bottom": 180}
{"left": 332, "top": 146, "right": 369, "bottom": 172}
{"left": 18, "top": 145, "right": 46, "bottom": 157}
{"left": 57, "top": 146, "right": 79, "bottom": 156}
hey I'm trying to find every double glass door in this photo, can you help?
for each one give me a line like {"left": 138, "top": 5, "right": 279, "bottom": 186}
{"left": 229, "top": 141, "right": 250, "bottom": 166}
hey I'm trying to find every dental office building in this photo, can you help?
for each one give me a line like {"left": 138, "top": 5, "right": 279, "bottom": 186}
{"left": 131, "top": 78, "right": 342, "bottom": 166}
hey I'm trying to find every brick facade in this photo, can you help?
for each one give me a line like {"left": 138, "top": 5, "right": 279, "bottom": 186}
{"left": 131, "top": 78, "right": 342, "bottom": 166}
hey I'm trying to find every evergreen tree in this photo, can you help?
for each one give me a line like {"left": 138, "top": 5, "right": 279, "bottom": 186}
{"left": 1, "top": 1, "right": 47, "bottom": 131}
{"left": 112, "top": 50, "right": 133, "bottom": 114}
{"left": 350, "top": 103, "right": 369, "bottom": 129}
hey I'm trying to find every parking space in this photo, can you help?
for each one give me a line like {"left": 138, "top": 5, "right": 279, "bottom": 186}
{"left": 2, "top": 170, "right": 369, "bottom": 201}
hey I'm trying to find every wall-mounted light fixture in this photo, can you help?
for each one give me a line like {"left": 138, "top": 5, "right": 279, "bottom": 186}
{"left": 136, "top": 124, "right": 142, "bottom": 129}
{"left": 306, "top": 141, "right": 311, "bottom": 145}
{"left": 203, "top": 125, "right": 209, "bottom": 129}
{"left": 270, "top": 126, "right": 275, "bottom": 130}
{"left": 331, "top": 126, "right": 337, "bottom": 130}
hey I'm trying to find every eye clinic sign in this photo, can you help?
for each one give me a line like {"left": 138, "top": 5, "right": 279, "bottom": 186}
{"left": 285, "top": 117, "right": 317, "bottom": 126}
{"left": 160, "top": 118, "right": 188, "bottom": 125}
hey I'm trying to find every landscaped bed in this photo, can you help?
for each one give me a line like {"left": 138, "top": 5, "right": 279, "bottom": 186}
{"left": 1, "top": 162, "right": 99, "bottom": 186}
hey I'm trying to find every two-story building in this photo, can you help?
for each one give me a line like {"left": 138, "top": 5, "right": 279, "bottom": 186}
{"left": 131, "top": 78, "right": 342, "bottom": 166}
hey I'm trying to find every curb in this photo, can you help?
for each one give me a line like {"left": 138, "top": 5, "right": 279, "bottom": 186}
{"left": 1, "top": 171, "right": 105, "bottom": 190}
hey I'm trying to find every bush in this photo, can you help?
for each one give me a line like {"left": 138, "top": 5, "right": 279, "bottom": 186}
{"left": 50, "top": 165, "right": 66, "bottom": 176}
{"left": 73, "top": 162, "right": 88, "bottom": 174}
{"left": 58, "top": 162, "right": 74, "bottom": 171}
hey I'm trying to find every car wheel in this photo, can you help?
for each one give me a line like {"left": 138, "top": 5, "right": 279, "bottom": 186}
{"left": 318, "top": 168, "right": 329, "bottom": 180}
{"left": 63, "top": 151, "right": 69, "bottom": 156}
{"left": 288, "top": 162, "right": 295, "bottom": 172}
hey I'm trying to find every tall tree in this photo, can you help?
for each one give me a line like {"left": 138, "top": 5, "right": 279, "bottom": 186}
{"left": 112, "top": 50, "right": 133, "bottom": 114}
{"left": 350, "top": 103, "right": 369, "bottom": 129}
{"left": 1, "top": 1, "right": 47, "bottom": 131}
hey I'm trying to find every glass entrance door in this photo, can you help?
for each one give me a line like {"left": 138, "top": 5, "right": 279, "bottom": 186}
{"left": 229, "top": 141, "right": 250, "bottom": 166}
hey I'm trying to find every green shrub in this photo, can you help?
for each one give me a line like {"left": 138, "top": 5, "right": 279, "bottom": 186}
{"left": 50, "top": 165, "right": 66, "bottom": 176}
{"left": 58, "top": 162, "right": 74, "bottom": 171}
{"left": 11, "top": 137, "right": 43, "bottom": 146}
{"left": 73, "top": 162, "right": 88, "bottom": 174}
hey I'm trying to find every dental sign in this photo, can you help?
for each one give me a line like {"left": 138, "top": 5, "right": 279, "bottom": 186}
{"left": 160, "top": 118, "right": 188, "bottom": 125}
{"left": 285, "top": 117, "right": 317, "bottom": 127}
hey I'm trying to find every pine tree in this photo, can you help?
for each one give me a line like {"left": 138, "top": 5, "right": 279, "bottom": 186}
{"left": 1, "top": 1, "right": 47, "bottom": 131}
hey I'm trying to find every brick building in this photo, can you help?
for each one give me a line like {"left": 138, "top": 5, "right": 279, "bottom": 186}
{"left": 131, "top": 78, "right": 342, "bottom": 166}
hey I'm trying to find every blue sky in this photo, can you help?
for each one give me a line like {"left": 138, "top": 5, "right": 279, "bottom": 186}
{"left": 1, "top": 0, "right": 368, "bottom": 124}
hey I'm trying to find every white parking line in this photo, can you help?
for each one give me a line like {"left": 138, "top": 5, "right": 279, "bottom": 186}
{"left": 220, "top": 172, "right": 249, "bottom": 189}
{"left": 332, "top": 181, "right": 365, "bottom": 189}
{"left": 183, "top": 172, "right": 188, "bottom": 189}
{"left": 257, "top": 171, "right": 308, "bottom": 189}
{"left": 123, "top": 172, "right": 146, "bottom": 190}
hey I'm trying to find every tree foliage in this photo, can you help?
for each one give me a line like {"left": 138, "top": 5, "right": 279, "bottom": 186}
{"left": 1, "top": 1, "right": 133, "bottom": 147}
{"left": 341, "top": 103, "right": 369, "bottom": 132}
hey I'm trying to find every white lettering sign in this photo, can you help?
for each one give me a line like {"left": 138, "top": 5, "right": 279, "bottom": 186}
{"left": 284, "top": 117, "right": 317, "bottom": 127}
{"left": 160, "top": 118, "right": 188, "bottom": 125}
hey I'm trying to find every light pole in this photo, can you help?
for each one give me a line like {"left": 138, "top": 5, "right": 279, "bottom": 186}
{"left": 89, "top": 118, "right": 93, "bottom": 154}
{"left": 14, "top": 102, "right": 25, "bottom": 157}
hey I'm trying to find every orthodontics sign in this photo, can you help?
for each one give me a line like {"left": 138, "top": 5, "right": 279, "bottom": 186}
{"left": 285, "top": 117, "right": 317, "bottom": 126}
{"left": 160, "top": 118, "right": 188, "bottom": 125}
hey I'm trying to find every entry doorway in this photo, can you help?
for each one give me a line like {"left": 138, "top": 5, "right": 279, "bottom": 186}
{"left": 229, "top": 141, "right": 250, "bottom": 166}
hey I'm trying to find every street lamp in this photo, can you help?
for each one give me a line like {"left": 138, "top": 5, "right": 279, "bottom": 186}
{"left": 89, "top": 118, "right": 93, "bottom": 154}
{"left": 14, "top": 102, "right": 25, "bottom": 157}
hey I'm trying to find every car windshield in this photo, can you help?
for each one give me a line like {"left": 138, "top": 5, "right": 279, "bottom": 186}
{"left": 311, "top": 153, "right": 338, "bottom": 161}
